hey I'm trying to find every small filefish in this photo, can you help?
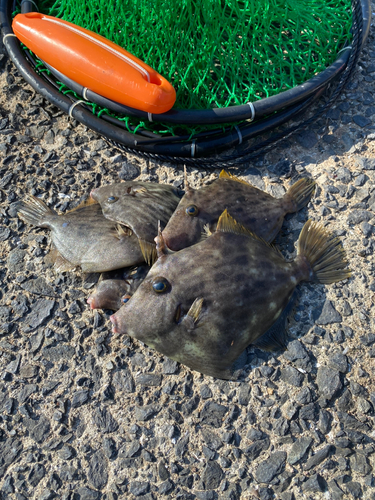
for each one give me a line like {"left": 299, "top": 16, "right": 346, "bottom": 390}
{"left": 17, "top": 196, "right": 144, "bottom": 273}
{"left": 87, "top": 264, "right": 150, "bottom": 311}
{"left": 162, "top": 170, "right": 316, "bottom": 250}
{"left": 90, "top": 181, "right": 182, "bottom": 264}
{"left": 111, "top": 210, "right": 350, "bottom": 380}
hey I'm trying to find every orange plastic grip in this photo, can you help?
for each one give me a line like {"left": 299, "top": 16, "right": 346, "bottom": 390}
{"left": 12, "top": 13, "right": 176, "bottom": 114}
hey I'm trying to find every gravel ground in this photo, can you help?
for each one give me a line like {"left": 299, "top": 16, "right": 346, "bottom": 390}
{"left": 1, "top": 9, "right": 375, "bottom": 500}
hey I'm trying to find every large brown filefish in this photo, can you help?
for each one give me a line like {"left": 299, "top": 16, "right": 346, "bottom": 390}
{"left": 111, "top": 210, "right": 350, "bottom": 380}
{"left": 17, "top": 196, "right": 144, "bottom": 273}
{"left": 87, "top": 264, "right": 150, "bottom": 311}
{"left": 90, "top": 181, "right": 181, "bottom": 264}
{"left": 162, "top": 170, "right": 316, "bottom": 251}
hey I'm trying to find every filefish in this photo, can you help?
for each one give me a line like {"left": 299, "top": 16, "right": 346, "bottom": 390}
{"left": 111, "top": 210, "right": 350, "bottom": 380}
{"left": 90, "top": 181, "right": 182, "bottom": 264}
{"left": 87, "top": 264, "right": 150, "bottom": 311}
{"left": 162, "top": 170, "right": 316, "bottom": 251}
{"left": 17, "top": 196, "right": 144, "bottom": 273}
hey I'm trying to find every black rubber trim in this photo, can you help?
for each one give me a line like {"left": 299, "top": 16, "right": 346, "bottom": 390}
{"left": 44, "top": 52, "right": 349, "bottom": 125}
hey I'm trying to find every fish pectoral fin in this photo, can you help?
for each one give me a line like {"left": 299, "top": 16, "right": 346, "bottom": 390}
{"left": 128, "top": 185, "right": 148, "bottom": 196}
{"left": 201, "top": 224, "right": 212, "bottom": 238}
{"left": 116, "top": 224, "right": 133, "bottom": 239}
{"left": 138, "top": 238, "right": 157, "bottom": 266}
{"left": 181, "top": 297, "right": 204, "bottom": 330}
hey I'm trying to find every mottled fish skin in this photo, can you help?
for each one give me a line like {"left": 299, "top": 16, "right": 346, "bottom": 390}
{"left": 111, "top": 213, "right": 349, "bottom": 380}
{"left": 162, "top": 173, "right": 315, "bottom": 251}
{"left": 87, "top": 264, "right": 150, "bottom": 311}
{"left": 90, "top": 182, "right": 181, "bottom": 244}
{"left": 17, "top": 196, "right": 144, "bottom": 273}
{"left": 112, "top": 231, "right": 300, "bottom": 379}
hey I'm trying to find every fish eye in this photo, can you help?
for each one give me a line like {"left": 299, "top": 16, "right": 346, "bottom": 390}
{"left": 121, "top": 294, "right": 132, "bottom": 303}
{"left": 107, "top": 196, "right": 119, "bottom": 204}
{"left": 152, "top": 277, "right": 170, "bottom": 293}
{"left": 185, "top": 204, "right": 199, "bottom": 217}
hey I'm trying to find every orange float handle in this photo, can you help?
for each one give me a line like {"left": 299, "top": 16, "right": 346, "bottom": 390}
{"left": 12, "top": 12, "right": 176, "bottom": 114}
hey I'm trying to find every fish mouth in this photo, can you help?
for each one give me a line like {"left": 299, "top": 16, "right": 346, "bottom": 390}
{"left": 87, "top": 296, "right": 96, "bottom": 310}
{"left": 90, "top": 189, "right": 98, "bottom": 201}
{"left": 110, "top": 313, "right": 121, "bottom": 334}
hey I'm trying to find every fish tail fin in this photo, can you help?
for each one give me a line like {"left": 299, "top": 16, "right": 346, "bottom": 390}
{"left": 297, "top": 220, "right": 351, "bottom": 284}
{"left": 284, "top": 178, "right": 316, "bottom": 213}
{"left": 17, "top": 195, "right": 56, "bottom": 227}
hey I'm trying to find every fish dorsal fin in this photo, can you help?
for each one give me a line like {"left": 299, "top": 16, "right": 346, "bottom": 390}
{"left": 216, "top": 209, "right": 259, "bottom": 239}
{"left": 219, "top": 170, "right": 250, "bottom": 186}
{"left": 216, "top": 209, "right": 281, "bottom": 252}
{"left": 66, "top": 196, "right": 98, "bottom": 213}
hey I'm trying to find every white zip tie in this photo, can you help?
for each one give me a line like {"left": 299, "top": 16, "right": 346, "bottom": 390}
{"left": 82, "top": 87, "right": 88, "bottom": 100}
{"left": 21, "top": 0, "right": 39, "bottom": 11}
{"left": 247, "top": 102, "right": 255, "bottom": 121}
{"left": 337, "top": 45, "right": 352, "bottom": 55}
{"left": 191, "top": 139, "right": 196, "bottom": 158}
{"left": 148, "top": 112, "right": 153, "bottom": 122}
{"left": 3, "top": 34, "right": 17, "bottom": 44}
{"left": 235, "top": 125, "right": 243, "bottom": 145}
{"left": 69, "top": 100, "right": 86, "bottom": 118}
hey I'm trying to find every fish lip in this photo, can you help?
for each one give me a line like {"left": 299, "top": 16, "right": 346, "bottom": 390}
{"left": 90, "top": 189, "right": 98, "bottom": 200}
{"left": 110, "top": 313, "right": 120, "bottom": 334}
{"left": 87, "top": 296, "right": 96, "bottom": 310}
